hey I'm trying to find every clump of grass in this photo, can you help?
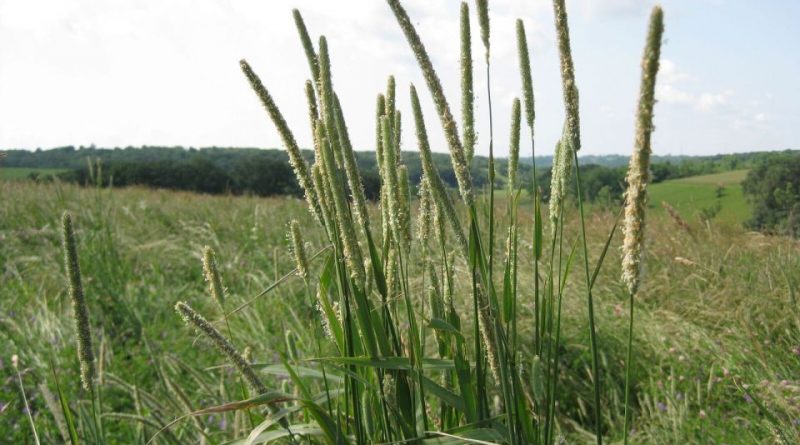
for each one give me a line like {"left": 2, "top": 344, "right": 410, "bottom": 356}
{"left": 24, "top": 2, "right": 686, "bottom": 444}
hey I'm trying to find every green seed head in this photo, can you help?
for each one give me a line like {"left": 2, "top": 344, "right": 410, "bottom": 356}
{"left": 292, "top": 9, "right": 319, "bottom": 85}
{"left": 409, "top": 84, "right": 468, "bottom": 255}
{"left": 201, "top": 246, "right": 226, "bottom": 309}
{"left": 61, "top": 212, "right": 95, "bottom": 392}
{"left": 516, "top": 19, "right": 535, "bottom": 131}
{"left": 508, "top": 98, "right": 521, "bottom": 192}
{"left": 240, "top": 59, "right": 323, "bottom": 223}
{"left": 175, "top": 301, "right": 268, "bottom": 397}
{"left": 387, "top": 0, "right": 474, "bottom": 207}
{"left": 460, "top": 2, "right": 475, "bottom": 164}
{"left": 552, "top": 0, "right": 581, "bottom": 152}
{"left": 289, "top": 220, "right": 309, "bottom": 280}
{"left": 475, "top": 0, "right": 490, "bottom": 59}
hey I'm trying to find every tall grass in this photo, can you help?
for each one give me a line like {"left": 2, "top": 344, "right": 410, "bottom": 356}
{"left": 231, "top": 0, "right": 662, "bottom": 443}
{"left": 5, "top": 1, "right": 798, "bottom": 444}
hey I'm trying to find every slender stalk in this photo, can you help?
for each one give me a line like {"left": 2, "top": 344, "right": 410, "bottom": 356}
{"left": 574, "top": 153, "right": 603, "bottom": 445}
{"left": 623, "top": 291, "right": 635, "bottom": 443}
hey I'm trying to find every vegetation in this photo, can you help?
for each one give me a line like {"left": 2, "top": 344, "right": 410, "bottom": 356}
{"left": 1, "top": 1, "right": 798, "bottom": 445}
{"left": 649, "top": 170, "right": 751, "bottom": 225}
{"left": 743, "top": 152, "right": 800, "bottom": 238}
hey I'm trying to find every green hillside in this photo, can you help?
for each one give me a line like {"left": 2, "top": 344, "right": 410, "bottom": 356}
{"left": 0, "top": 167, "right": 65, "bottom": 181}
{"left": 648, "top": 169, "right": 750, "bottom": 224}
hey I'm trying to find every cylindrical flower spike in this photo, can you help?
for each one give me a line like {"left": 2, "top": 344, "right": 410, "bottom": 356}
{"left": 622, "top": 6, "right": 664, "bottom": 296}
{"left": 240, "top": 60, "right": 323, "bottom": 224}
{"left": 333, "top": 94, "right": 371, "bottom": 232}
{"left": 292, "top": 9, "right": 319, "bottom": 86}
{"left": 386, "top": 0, "right": 474, "bottom": 207}
{"left": 516, "top": 19, "right": 535, "bottom": 131}
{"left": 289, "top": 220, "right": 309, "bottom": 280}
{"left": 61, "top": 212, "right": 95, "bottom": 392}
{"left": 381, "top": 116, "right": 405, "bottom": 248}
{"left": 548, "top": 123, "right": 575, "bottom": 233}
{"left": 398, "top": 165, "right": 412, "bottom": 246}
{"left": 175, "top": 302, "right": 275, "bottom": 404}
{"left": 317, "top": 125, "right": 366, "bottom": 286}
{"left": 508, "top": 98, "right": 521, "bottom": 193}
{"left": 460, "top": 2, "right": 475, "bottom": 164}
{"left": 552, "top": 0, "right": 581, "bottom": 152}
{"left": 305, "top": 80, "right": 320, "bottom": 157}
{"left": 475, "top": 0, "right": 490, "bottom": 60}
{"left": 317, "top": 36, "right": 344, "bottom": 169}
{"left": 417, "top": 175, "right": 433, "bottom": 242}
{"left": 201, "top": 246, "right": 226, "bottom": 309}
{"left": 409, "top": 84, "right": 468, "bottom": 254}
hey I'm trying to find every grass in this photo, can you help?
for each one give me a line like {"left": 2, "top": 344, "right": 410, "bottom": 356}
{"left": 0, "top": 167, "right": 66, "bottom": 181}
{"left": 2, "top": 1, "right": 799, "bottom": 444}
{"left": 2, "top": 180, "right": 798, "bottom": 443}
{"left": 649, "top": 170, "right": 750, "bottom": 224}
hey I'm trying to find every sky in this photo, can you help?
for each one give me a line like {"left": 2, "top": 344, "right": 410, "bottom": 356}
{"left": 0, "top": 0, "right": 797, "bottom": 157}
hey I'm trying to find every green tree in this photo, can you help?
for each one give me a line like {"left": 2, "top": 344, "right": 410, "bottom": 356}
{"left": 742, "top": 153, "right": 800, "bottom": 237}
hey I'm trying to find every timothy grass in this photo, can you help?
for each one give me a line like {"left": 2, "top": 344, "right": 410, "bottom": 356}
{"left": 2, "top": 180, "right": 799, "bottom": 443}
{"left": 1, "top": 1, "right": 799, "bottom": 444}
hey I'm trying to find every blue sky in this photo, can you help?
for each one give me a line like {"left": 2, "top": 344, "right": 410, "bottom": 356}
{"left": 0, "top": 0, "right": 797, "bottom": 157}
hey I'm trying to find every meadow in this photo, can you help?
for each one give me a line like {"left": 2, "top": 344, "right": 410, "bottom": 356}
{"left": 0, "top": 167, "right": 66, "bottom": 181}
{"left": 648, "top": 170, "right": 750, "bottom": 224}
{"left": 2, "top": 0, "right": 799, "bottom": 444}
{"left": 2, "top": 178, "right": 798, "bottom": 443}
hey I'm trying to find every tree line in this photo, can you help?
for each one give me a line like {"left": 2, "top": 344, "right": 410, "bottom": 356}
{"left": 4, "top": 146, "right": 797, "bottom": 211}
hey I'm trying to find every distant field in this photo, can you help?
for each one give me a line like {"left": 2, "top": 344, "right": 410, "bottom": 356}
{"left": 648, "top": 169, "right": 750, "bottom": 224}
{"left": 0, "top": 167, "right": 65, "bottom": 180}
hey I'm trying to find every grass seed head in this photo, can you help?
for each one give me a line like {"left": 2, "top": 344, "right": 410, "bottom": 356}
{"left": 475, "top": 0, "right": 490, "bottom": 59}
{"left": 61, "top": 211, "right": 95, "bottom": 392}
{"left": 201, "top": 246, "right": 226, "bottom": 310}
{"left": 552, "top": 0, "right": 581, "bottom": 152}
{"left": 508, "top": 98, "right": 521, "bottom": 192}
{"left": 240, "top": 59, "right": 323, "bottom": 223}
{"left": 175, "top": 301, "right": 268, "bottom": 396}
{"left": 622, "top": 5, "right": 664, "bottom": 296}
{"left": 516, "top": 19, "right": 535, "bottom": 131}
{"left": 460, "top": 2, "right": 475, "bottom": 163}
{"left": 289, "top": 220, "right": 309, "bottom": 280}
{"left": 387, "top": 0, "right": 474, "bottom": 207}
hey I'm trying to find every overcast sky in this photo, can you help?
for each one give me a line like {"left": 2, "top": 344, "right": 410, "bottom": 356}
{"left": 0, "top": 0, "right": 797, "bottom": 157}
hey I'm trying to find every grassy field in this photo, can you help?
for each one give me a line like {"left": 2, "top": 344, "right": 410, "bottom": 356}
{"left": 0, "top": 167, "right": 66, "bottom": 181}
{"left": 1, "top": 180, "right": 798, "bottom": 443}
{"left": 649, "top": 170, "right": 751, "bottom": 224}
